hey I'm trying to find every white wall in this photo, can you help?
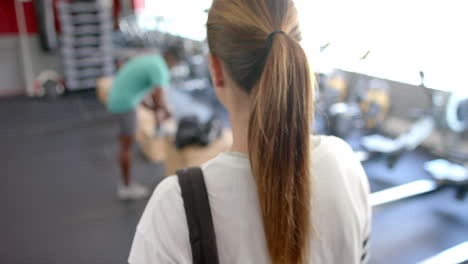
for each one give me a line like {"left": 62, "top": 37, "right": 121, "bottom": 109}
{"left": 0, "top": 34, "right": 61, "bottom": 97}
{"left": 0, "top": 35, "right": 23, "bottom": 96}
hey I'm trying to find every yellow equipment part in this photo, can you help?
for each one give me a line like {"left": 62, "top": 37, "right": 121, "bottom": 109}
{"left": 327, "top": 77, "right": 348, "bottom": 102}
{"left": 361, "top": 88, "right": 391, "bottom": 129}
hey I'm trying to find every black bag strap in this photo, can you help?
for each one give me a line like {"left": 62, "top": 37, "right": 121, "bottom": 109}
{"left": 177, "top": 167, "right": 220, "bottom": 264}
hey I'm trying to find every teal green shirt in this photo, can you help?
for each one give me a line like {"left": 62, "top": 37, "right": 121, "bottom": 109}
{"left": 107, "top": 54, "right": 170, "bottom": 113}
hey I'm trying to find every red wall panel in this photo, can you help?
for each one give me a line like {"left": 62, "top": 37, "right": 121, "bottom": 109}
{"left": 0, "top": 0, "right": 38, "bottom": 34}
{"left": 1, "top": 0, "right": 120, "bottom": 35}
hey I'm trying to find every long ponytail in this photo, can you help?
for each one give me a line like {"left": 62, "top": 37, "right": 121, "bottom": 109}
{"left": 207, "top": 1, "right": 314, "bottom": 263}
{"left": 250, "top": 32, "right": 312, "bottom": 264}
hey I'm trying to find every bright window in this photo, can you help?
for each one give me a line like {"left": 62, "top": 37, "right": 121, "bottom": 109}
{"left": 140, "top": 0, "right": 210, "bottom": 41}
{"left": 141, "top": 0, "right": 468, "bottom": 92}
{"left": 296, "top": 0, "right": 468, "bottom": 92}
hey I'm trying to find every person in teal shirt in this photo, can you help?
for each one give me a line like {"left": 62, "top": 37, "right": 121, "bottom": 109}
{"left": 108, "top": 47, "right": 183, "bottom": 200}
{"left": 107, "top": 54, "right": 170, "bottom": 113}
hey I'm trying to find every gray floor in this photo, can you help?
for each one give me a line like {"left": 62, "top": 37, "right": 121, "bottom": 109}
{"left": 366, "top": 154, "right": 468, "bottom": 264}
{"left": 1, "top": 92, "right": 467, "bottom": 264}
{"left": 1, "top": 93, "right": 164, "bottom": 264}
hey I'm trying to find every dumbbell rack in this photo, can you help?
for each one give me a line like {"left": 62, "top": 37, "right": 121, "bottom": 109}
{"left": 57, "top": 1, "right": 113, "bottom": 91}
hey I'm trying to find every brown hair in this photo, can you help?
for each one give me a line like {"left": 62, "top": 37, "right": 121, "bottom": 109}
{"left": 207, "top": 0, "right": 313, "bottom": 263}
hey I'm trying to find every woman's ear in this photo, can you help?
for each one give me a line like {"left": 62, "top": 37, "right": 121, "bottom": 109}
{"left": 208, "top": 55, "right": 225, "bottom": 88}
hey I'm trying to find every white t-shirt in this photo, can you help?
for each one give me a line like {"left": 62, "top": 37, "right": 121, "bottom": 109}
{"left": 129, "top": 136, "right": 371, "bottom": 264}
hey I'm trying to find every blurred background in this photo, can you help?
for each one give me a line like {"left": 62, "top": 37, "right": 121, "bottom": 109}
{"left": 1, "top": 0, "right": 467, "bottom": 263}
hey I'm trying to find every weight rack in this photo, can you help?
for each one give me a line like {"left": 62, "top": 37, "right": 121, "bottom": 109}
{"left": 57, "top": 1, "right": 113, "bottom": 91}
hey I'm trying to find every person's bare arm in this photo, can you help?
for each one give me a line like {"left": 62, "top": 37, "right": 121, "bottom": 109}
{"left": 142, "top": 87, "right": 171, "bottom": 123}
{"left": 142, "top": 87, "right": 164, "bottom": 109}
{"left": 152, "top": 88, "right": 167, "bottom": 109}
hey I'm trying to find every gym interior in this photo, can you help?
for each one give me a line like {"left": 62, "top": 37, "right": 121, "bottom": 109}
{"left": 1, "top": 0, "right": 467, "bottom": 263}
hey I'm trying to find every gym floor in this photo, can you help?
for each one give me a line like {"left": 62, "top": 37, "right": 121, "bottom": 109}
{"left": 1, "top": 92, "right": 467, "bottom": 264}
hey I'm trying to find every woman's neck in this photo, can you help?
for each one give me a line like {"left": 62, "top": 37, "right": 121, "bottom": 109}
{"left": 229, "top": 112, "right": 249, "bottom": 155}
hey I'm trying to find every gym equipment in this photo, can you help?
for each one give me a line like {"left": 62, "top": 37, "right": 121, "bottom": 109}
{"left": 57, "top": 1, "right": 114, "bottom": 91}
{"left": 360, "top": 79, "right": 391, "bottom": 130}
{"left": 314, "top": 70, "right": 352, "bottom": 137}
{"left": 323, "top": 71, "right": 348, "bottom": 104}
{"left": 33, "top": 70, "right": 65, "bottom": 98}
{"left": 316, "top": 50, "right": 391, "bottom": 139}
{"left": 367, "top": 72, "right": 468, "bottom": 263}
{"left": 175, "top": 116, "right": 223, "bottom": 149}
{"left": 328, "top": 77, "right": 391, "bottom": 138}
{"left": 367, "top": 71, "right": 468, "bottom": 206}
{"left": 34, "top": 0, "right": 58, "bottom": 52}
{"left": 361, "top": 71, "right": 468, "bottom": 165}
